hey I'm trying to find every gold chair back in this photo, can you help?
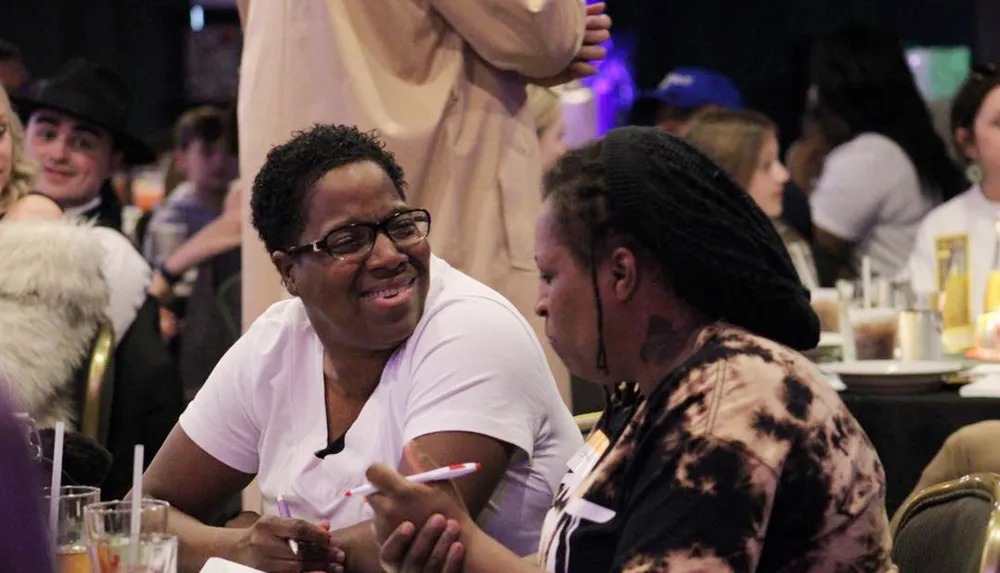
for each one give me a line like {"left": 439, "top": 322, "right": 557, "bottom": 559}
{"left": 891, "top": 473, "right": 1000, "bottom": 573}
{"left": 79, "top": 320, "right": 114, "bottom": 444}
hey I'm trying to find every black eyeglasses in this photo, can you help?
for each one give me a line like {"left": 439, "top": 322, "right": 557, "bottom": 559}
{"left": 285, "top": 208, "right": 431, "bottom": 261}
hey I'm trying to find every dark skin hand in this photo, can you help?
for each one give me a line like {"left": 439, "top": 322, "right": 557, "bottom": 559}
{"left": 141, "top": 425, "right": 514, "bottom": 573}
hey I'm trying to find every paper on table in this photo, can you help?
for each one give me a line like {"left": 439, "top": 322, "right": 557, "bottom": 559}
{"left": 199, "top": 558, "right": 265, "bottom": 573}
{"left": 959, "top": 374, "right": 1000, "bottom": 398}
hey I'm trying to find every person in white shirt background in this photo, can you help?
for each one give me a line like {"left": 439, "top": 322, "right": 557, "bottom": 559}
{"left": 908, "top": 64, "right": 1000, "bottom": 319}
{"left": 807, "top": 25, "right": 966, "bottom": 283}
{"left": 141, "top": 125, "right": 581, "bottom": 573}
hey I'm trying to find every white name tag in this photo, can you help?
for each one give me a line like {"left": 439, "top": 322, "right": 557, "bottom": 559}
{"left": 564, "top": 498, "right": 616, "bottom": 524}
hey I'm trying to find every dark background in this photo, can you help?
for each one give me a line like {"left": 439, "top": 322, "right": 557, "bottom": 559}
{"left": 1, "top": 0, "right": 996, "bottom": 149}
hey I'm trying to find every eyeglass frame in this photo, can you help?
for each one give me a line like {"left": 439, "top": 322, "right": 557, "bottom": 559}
{"left": 283, "top": 208, "right": 432, "bottom": 260}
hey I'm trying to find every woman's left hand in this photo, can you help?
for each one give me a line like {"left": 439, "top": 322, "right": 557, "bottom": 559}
{"left": 364, "top": 463, "right": 472, "bottom": 545}
{"left": 378, "top": 516, "right": 465, "bottom": 573}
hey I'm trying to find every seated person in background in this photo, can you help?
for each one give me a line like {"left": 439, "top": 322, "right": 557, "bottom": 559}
{"left": 629, "top": 67, "right": 813, "bottom": 244}
{"left": 910, "top": 421, "right": 1000, "bottom": 499}
{"left": 908, "top": 64, "right": 1000, "bottom": 318}
{"left": 15, "top": 59, "right": 157, "bottom": 231}
{"left": 142, "top": 105, "right": 237, "bottom": 274}
{"left": 629, "top": 67, "right": 744, "bottom": 134}
{"left": 683, "top": 108, "right": 819, "bottom": 288}
{"left": 14, "top": 60, "right": 154, "bottom": 340}
{"left": 140, "top": 125, "right": 582, "bottom": 573}
{"left": 10, "top": 64, "right": 183, "bottom": 500}
{"left": 148, "top": 179, "right": 242, "bottom": 303}
{"left": 0, "top": 39, "right": 31, "bottom": 96}
{"left": 365, "top": 127, "right": 897, "bottom": 573}
{"left": 806, "top": 25, "right": 966, "bottom": 284}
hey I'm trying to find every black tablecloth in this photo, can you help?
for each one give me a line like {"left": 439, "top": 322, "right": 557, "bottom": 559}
{"left": 841, "top": 387, "right": 1000, "bottom": 515}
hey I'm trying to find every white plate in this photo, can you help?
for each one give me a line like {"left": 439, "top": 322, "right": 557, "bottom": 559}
{"left": 821, "top": 360, "right": 964, "bottom": 394}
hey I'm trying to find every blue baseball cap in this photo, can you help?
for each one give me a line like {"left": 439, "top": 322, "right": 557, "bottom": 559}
{"left": 646, "top": 67, "right": 744, "bottom": 110}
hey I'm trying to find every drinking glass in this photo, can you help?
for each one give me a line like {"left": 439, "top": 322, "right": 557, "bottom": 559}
{"left": 84, "top": 499, "right": 175, "bottom": 573}
{"left": 42, "top": 485, "right": 102, "bottom": 573}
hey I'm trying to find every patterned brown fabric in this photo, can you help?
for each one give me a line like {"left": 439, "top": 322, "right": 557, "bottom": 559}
{"left": 539, "top": 324, "right": 897, "bottom": 572}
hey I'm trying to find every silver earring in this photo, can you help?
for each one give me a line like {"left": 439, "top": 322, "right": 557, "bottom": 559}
{"left": 966, "top": 163, "right": 983, "bottom": 184}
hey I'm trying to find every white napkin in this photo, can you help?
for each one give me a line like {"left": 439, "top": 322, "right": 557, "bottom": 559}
{"left": 964, "top": 364, "right": 1000, "bottom": 377}
{"left": 200, "top": 558, "right": 265, "bottom": 573}
{"left": 959, "top": 373, "right": 1000, "bottom": 398}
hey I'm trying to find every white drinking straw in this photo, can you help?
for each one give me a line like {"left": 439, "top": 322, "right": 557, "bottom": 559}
{"left": 861, "top": 257, "right": 872, "bottom": 308}
{"left": 129, "top": 444, "right": 144, "bottom": 566}
{"left": 48, "top": 421, "right": 65, "bottom": 547}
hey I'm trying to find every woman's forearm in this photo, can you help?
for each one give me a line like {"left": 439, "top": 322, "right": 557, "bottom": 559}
{"left": 168, "top": 507, "right": 244, "bottom": 573}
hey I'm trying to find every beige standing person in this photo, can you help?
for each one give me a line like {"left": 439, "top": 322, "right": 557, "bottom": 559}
{"left": 236, "top": 0, "right": 610, "bottom": 403}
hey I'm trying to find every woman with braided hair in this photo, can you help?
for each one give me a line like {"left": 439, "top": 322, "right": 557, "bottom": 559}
{"left": 362, "top": 126, "right": 898, "bottom": 573}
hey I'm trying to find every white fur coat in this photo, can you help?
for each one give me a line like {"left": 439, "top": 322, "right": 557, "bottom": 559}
{"left": 0, "top": 220, "right": 111, "bottom": 429}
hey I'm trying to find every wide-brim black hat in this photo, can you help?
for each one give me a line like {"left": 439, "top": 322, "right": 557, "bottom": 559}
{"left": 12, "top": 59, "right": 155, "bottom": 165}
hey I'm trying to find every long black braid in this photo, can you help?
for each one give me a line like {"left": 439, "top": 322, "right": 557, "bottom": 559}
{"left": 543, "top": 126, "right": 820, "bottom": 364}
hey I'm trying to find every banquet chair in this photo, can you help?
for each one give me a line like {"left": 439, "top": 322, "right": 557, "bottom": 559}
{"left": 890, "top": 473, "right": 1000, "bottom": 573}
{"left": 76, "top": 320, "right": 115, "bottom": 445}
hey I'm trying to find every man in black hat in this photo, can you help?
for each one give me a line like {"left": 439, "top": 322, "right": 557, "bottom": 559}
{"left": 14, "top": 59, "right": 182, "bottom": 500}
{"left": 16, "top": 58, "right": 155, "bottom": 230}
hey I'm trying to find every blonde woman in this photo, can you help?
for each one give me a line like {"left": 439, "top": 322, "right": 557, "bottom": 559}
{"left": 683, "top": 108, "right": 819, "bottom": 288}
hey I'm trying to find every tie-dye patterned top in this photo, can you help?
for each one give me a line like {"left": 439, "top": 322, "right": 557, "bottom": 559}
{"left": 539, "top": 323, "right": 897, "bottom": 572}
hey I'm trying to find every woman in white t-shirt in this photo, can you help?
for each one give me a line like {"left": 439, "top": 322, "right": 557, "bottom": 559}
{"left": 806, "top": 25, "right": 966, "bottom": 282}
{"left": 908, "top": 64, "right": 1000, "bottom": 319}
{"left": 141, "top": 125, "right": 582, "bottom": 573}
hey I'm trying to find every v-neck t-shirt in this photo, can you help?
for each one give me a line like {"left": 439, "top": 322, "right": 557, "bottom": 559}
{"left": 179, "top": 255, "right": 581, "bottom": 555}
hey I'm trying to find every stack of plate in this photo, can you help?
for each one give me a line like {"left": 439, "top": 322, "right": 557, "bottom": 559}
{"left": 821, "top": 360, "right": 965, "bottom": 394}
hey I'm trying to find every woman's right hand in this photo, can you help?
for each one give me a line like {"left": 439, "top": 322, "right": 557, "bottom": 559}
{"left": 228, "top": 515, "right": 345, "bottom": 572}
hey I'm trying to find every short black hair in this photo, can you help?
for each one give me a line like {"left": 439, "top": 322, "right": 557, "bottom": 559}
{"left": 250, "top": 124, "right": 407, "bottom": 254}
{"left": 950, "top": 63, "right": 1000, "bottom": 165}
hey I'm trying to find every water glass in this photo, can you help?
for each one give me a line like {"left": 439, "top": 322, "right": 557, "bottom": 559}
{"left": 84, "top": 499, "right": 175, "bottom": 573}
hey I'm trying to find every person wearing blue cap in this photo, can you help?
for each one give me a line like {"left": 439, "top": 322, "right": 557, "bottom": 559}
{"left": 628, "top": 67, "right": 815, "bottom": 246}
{"left": 628, "top": 67, "right": 744, "bottom": 133}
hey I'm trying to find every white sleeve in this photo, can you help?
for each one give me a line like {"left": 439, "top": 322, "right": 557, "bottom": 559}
{"left": 810, "top": 143, "right": 890, "bottom": 242}
{"left": 94, "top": 228, "right": 151, "bottom": 343}
{"left": 402, "top": 299, "right": 551, "bottom": 457}
{"left": 179, "top": 324, "right": 267, "bottom": 474}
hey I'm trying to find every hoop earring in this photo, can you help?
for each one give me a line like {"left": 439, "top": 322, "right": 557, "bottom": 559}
{"left": 966, "top": 163, "right": 983, "bottom": 184}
